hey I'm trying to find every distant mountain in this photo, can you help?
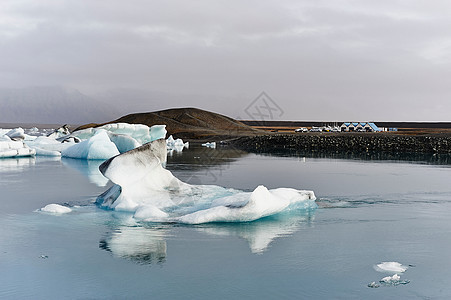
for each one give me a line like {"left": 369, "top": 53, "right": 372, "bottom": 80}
{"left": 0, "top": 86, "right": 120, "bottom": 125}
{"left": 76, "top": 107, "right": 261, "bottom": 140}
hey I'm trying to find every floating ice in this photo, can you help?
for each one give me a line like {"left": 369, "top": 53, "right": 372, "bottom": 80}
{"left": 381, "top": 273, "right": 400, "bottom": 283}
{"left": 25, "top": 136, "right": 74, "bottom": 156}
{"left": 47, "top": 125, "right": 71, "bottom": 139}
{"left": 39, "top": 204, "right": 72, "bottom": 214}
{"left": 375, "top": 262, "right": 408, "bottom": 273}
{"left": 367, "top": 282, "right": 380, "bottom": 288}
{"left": 0, "top": 140, "right": 36, "bottom": 158}
{"left": 96, "top": 138, "right": 317, "bottom": 224}
{"left": 62, "top": 130, "right": 120, "bottom": 160}
{"left": 202, "top": 142, "right": 216, "bottom": 148}
{"left": 166, "top": 135, "right": 189, "bottom": 155}
{"left": 379, "top": 273, "right": 410, "bottom": 286}
{"left": 5, "top": 128, "right": 26, "bottom": 141}
{"left": 72, "top": 123, "right": 165, "bottom": 146}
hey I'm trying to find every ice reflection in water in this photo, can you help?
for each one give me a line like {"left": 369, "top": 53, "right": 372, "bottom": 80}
{"left": 100, "top": 226, "right": 168, "bottom": 264}
{"left": 62, "top": 158, "right": 109, "bottom": 187}
{"left": 98, "top": 210, "right": 316, "bottom": 264}
{"left": 196, "top": 211, "right": 315, "bottom": 253}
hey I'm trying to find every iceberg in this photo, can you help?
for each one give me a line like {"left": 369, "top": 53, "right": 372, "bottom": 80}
{"left": 39, "top": 204, "right": 72, "bottom": 214}
{"left": 62, "top": 130, "right": 120, "bottom": 160}
{"left": 5, "top": 128, "right": 26, "bottom": 141}
{"left": 202, "top": 141, "right": 216, "bottom": 148}
{"left": 71, "top": 123, "right": 166, "bottom": 146}
{"left": 47, "top": 125, "right": 71, "bottom": 139}
{"left": 375, "top": 262, "right": 408, "bottom": 273}
{"left": 166, "top": 135, "right": 189, "bottom": 155}
{"left": 96, "top": 138, "right": 316, "bottom": 224}
{"left": 0, "top": 140, "right": 36, "bottom": 158}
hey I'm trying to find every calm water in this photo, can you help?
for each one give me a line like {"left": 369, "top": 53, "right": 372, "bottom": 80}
{"left": 1, "top": 146, "right": 451, "bottom": 299}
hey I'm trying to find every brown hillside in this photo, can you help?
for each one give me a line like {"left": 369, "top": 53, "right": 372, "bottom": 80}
{"left": 75, "top": 107, "right": 261, "bottom": 140}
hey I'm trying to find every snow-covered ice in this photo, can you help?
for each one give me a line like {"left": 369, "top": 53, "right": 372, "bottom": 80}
{"left": 39, "top": 204, "right": 72, "bottom": 214}
{"left": 96, "top": 138, "right": 317, "bottom": 224}
{"left": 375, "top": 262, "right": 408, "bottom": 273}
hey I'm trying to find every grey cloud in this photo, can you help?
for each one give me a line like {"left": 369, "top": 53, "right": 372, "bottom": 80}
{"left": 1, "top": 0, "right": 451, "bottom": 122}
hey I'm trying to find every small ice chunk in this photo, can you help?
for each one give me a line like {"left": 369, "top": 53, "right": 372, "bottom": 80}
{"left": 367, "top": 282, "right": 380, "bottom": 288}
{"left": 375, "top": 262, "right": 408, "bottom": 273}
{"left": 380, "top": 274, "right": 400, "bottom": 283}
{"left": 39, "top": 204, "right": 72, "bottom": 214}
{"left": 201, "top": 142, "right": 216, "bottom": 148}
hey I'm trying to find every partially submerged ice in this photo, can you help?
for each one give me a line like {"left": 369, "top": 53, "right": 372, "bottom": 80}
{"left": 61, "top": 130, "right": 120, "bottom": 160}
{"left": 0, "top": 140, "right": 36, "bottom": 158}
{"left": 96, "top": 138, "right": 317, "bottom": 224}
{"left": 374, "top": 262, "right": 408, "bottom": 273}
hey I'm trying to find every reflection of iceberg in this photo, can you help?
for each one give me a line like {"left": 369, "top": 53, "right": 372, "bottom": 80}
{"left": 62, "top": 158, "right": 109, "bottom": 187}
{"left": 196, "top": 212, "right": 315, "bottom": 253}
{"left": 99, "top": 226, "right": 167, "bottom": 264}
{"left": 0, "top": 156, "right": 36, "bottom": 171}
{"left": 96, "top": 138, "right": 317, "bottom": 224}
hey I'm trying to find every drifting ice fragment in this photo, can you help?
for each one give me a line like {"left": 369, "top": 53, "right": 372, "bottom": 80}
{"left": 379, "top": 273, "right": 410, "bottom": 286}
{"left": 39, "top": 204, "right": 72, "bottom": 214}
{"left": 201, "top": 142, "right": 216, "bottom": 148}
{"left": 96, "top": 138, "right": 317, "bottom": 224}
{"left": 375, "top": 262, "right": 408, "bottom": 273}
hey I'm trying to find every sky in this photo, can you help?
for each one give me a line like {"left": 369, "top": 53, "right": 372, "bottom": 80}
{"left": 1, "top": 0, "right": 451, "bottom": 122}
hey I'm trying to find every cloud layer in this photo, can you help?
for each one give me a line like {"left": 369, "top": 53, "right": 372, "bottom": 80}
{"left": 1, "top": 0, "right": 451, "bottom": 121}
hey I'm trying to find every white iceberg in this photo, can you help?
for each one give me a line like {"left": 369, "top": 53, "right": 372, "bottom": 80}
{"left": 166, "top": 135, "right": 189, "bottom": 155}
{"left": 62, "top": 130, "right": 120, "bottom": 160}
{"left": 375, "top": 262, "right": 408, "bottom": 273}
{"left": 380, "top": 273, "right": 400, "bottom": 283}
{"left": 96, "top": 138, "right": 316, "bottom": 224}
{"left": 71, "top": 123, "right": 166, "bottom": 146}
{"left": 39, "top": 204, "right": 72, "bottom": 214}
{"left": 202, "top": 141, "right": 216, "bottom": 148}
{"left": 0, "top": 140, "right": 36, "bottom": 158}
{"left": 5, "top": 127, "right": 26, "bottom": 141}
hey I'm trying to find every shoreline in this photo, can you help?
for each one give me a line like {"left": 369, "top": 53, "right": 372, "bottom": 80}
{"left": 230, "top": 132, "right": 451, "bottom": 155}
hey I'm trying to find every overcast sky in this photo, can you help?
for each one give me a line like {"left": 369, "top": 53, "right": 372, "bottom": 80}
{"left": 1, "top": 0, "right": 451, "bottom": 121}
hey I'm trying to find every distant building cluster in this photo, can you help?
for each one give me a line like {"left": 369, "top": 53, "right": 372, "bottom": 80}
{"left": 340, "top": 122, "right": 381, "bottom": 132}
{"left": 294, "top": 122, "right": 397, "bottom": 133}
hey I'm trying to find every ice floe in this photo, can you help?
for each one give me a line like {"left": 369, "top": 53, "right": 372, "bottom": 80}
{"left": 39, "top": 204, "right": 72, "bottom": 214}
{"left": 202, "top": 141, "right": 216, "bottom": 148}
{"left": 1, "top": 123, "right": 189, "bottom": 160}
{"left": 0, "top": 140, "right": 36, "bottom": 158}
{"left": 374, "top": 261, "right": 408, "bottom": 273}
{"left": 96, "top": 138, "right": 317, "bottom": 224}
{"left": 369, "top": 261, "right": 411, "bottom": 288}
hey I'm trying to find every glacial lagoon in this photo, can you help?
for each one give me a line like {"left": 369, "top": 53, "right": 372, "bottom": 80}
{"left": 1, "top": 146, "right": 451, "bottom": 299}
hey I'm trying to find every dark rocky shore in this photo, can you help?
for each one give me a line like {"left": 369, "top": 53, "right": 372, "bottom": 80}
{"left": 231, "top": 132, "right": 451, "bottom": 155}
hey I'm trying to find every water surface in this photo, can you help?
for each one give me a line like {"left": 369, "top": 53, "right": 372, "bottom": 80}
{"left": 1, "top": 146, "right": 451, "bottom": 299}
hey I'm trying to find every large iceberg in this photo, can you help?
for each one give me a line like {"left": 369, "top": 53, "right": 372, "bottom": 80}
{"left": 62, "top": 130, "right": 120, "bottom": 160}
{"left": 96, "top": 138, "right": 316, "bottom": 224}
{"left": 0, "top": 140, "right": 36, "bottom": 158}
{"left": 20, "top": 123, "right": 170, "bottom": 160}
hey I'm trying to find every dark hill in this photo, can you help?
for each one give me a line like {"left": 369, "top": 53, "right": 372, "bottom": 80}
{"left": 75, "top": 107, "right": 261, "bottom": 140}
